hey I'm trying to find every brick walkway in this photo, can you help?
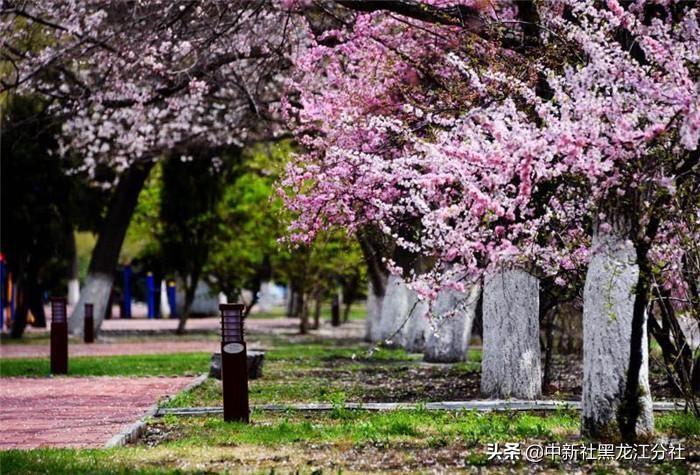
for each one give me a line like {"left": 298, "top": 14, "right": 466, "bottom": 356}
{"left": 0, "top": 340, "right": 220, "bottom": 359}
{"left": 100, "top": 317, "right": 364, "bottom": 338}
{"left": 0, "top": 376, "right": 195, "bottom": 449}
{"left": 19, "top": 316, "right": 364, "bottom": 338}
{"left": 1, "top": 320, "right": 365, "bottom": 359}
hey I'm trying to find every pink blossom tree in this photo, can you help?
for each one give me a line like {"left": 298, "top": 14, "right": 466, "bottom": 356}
{"left": 1, "top": 1, "right": 304, "bottom": 333}
{"left": 283, "top": 0, "right": 699, "bottom": 439}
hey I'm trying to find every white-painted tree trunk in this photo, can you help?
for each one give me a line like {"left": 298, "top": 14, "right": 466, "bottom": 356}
{"left": 257, "top": 281, "right": 277, "bottom": 312}
{"left": 67, "top": 279, "right": 80, "bottom": 306}
{"left": 481, "top": 269, "right": 541, "bottom": 399}
{"left": 582, "top": 226, "right": 653, "bottom": 437}
{"left": 402, "top": 291, "right": 429, "bottom": 353}
{"left": 365, "top": 282, "right": 385, "bottom": 342}
{"left": 378, "top": 275, "right": 411, "bottom": 346}
{"left": 160, "top": 280, "right": 171, "bottom": 318}
{"left": 68, "top": 272, "right": 113, "bottom": 335}
{"left": 424, "top": 284, "right": 479, "bottom": 363}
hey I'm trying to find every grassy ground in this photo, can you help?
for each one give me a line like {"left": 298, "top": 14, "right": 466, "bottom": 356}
{"left": 2, "top": 331, "right": 699, "bottom": 473}
{"left": 1, "top": 409, "right": 697, "bottom": 474}
{"left": 164, "top": 336, "right": 481, "bottom": 406}
{"left": 0, "top": 331, "right": 52, "bottom": 346}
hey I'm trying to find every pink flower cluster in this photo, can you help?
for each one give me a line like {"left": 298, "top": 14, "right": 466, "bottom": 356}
{"left": 283, "top": 0, "right": 699, "bottom": 299}
{"left": 1, "top": 1, "right": 306, "bottom": 177}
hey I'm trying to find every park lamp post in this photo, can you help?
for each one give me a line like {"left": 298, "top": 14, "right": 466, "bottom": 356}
{"left": 50, "top": 296, "right": 68, "bottom": 374}
{"left": 84, "top": 303, "right": 95, "bottom": 343}
{"left": 219, "top": 303, "right": 249, "bottom": 423}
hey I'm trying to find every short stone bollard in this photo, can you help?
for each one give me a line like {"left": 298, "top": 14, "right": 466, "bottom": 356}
{"left": 210, "top": 351, "right": 265, "bottom": 380}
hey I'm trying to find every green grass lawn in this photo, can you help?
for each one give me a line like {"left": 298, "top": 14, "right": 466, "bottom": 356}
{"left": 164, "top": 338, "right": 481, "bottom": 407}
{"left": 2, "top": 409, "right": 697, "bottom": 474}
{"left": 0, "top": 331, "right": 52, "bottom": 346}
{"left": 0, "top": 352, "right": 210, "bottom": 377}
{"left": 157, "top": 408, "right": 583, "bottom": 446}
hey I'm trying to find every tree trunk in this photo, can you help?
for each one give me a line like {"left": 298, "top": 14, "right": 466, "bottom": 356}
{"left": 366, "top": 279, "right": 386, "bottom": 342}
{"left": 68, "top": 231, "right": 80, "bottom": 307}
{"left": 313, "top": 293, "right": 322, "bottom": 330}
{"left": 402, "top": 289, "right": 428, "bottom": 353}
{"left": 358, "top": 228, "right": 389, "bottom": 341}
{"left": 286, "top": 287, "right": 294, "bottom": 317}
{"left": 471, "top": 293, "right": 483, "bottom": 341}
{"left": 287, "top": 285, "right": 303, "bottom": 318}
{"left": 299, "top": 294, "right": 309, "bottom": 334}
{"left": 28, "top": 281, "right": 46, "bottom": 328}
{"left": 342, "top": 299, "right": 354, "bottom": 323}
{"left": 378, "top": 275, "right": 411, "bottom": 346}
{"left": 582, "top": 224, "right": 653, "bottom": 439}
{"left": 342, "top": 273, "right": 359, "bottom": 322}
{"left": 619, "top": 242, "right": 657, "bottom": 441}
{"left": 9, "top": 281, "right": 28, "bottom": 339}
{"left": 68, "top": 161, "right": 154, "bottom": 335}
{"left": 331, "top": 294, "right": 341, "bottom": 327}
{"left": 481, "top": 269, "right": 542, "bottom": 399}
{"left": 177, "top": 272, "right": 200, "bottom": 335}
{"left": 424, "top": 284, "right": 479, "bottom": 363}
{"left": 10, "top": 272, "right": 47, "bottom": 335}
{"left": 257, "top": 280, "right": 277, "bottom": 313}
{"left": 647, "top": 287, "right": 695, "bottom": 403}
{"left": 542, "top": 306, "right": 557, "bottom": 390}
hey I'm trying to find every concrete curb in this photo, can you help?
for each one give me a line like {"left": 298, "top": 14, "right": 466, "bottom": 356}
{"left": 104, "top": 373, "right": 208, "bottom": 448}
{"left": 155, "top": 399, "right": 687, "bottom": 417}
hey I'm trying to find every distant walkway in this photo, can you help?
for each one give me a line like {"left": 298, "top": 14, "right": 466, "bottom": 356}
{"left": 0, "top": 340, "right": 219, "bottom": 359}
{"left": 0, "top": 376, "right": 195, "bottom": 449}
{"left": 99, "top": 316, "right": 363, "bottom": 339}
{"left": 99, "top": 317, "right": 365, "bottom": 338}
{"left": 2, "top": 319, "right": 366, "bottom": 358}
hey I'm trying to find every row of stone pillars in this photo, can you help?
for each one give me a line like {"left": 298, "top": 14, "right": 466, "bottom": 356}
{"left": 365, "top": 228, "right": 653, "bottom": 437}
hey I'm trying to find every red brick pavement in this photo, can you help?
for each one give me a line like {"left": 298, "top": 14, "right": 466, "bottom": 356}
{"left": 0, "top": 340, "right": 219, "bottom": 359}
{"left": 21, "top": 316, "right": 301, "bottom": 333}
{"left": 1, "top": 319, "right": 365, "bottom": 359}
{"left": 0, "top": 376, "right": 194, "bottom": 449}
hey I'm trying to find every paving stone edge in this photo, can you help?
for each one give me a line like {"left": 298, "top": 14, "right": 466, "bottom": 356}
{"left": 104, "top": 373, "right": 208, "bottom": 448}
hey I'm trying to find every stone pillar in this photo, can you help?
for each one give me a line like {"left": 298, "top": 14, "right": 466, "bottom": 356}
{"left": 582, "top": 225, "right": 653, "bottom": 437}
{"left": 378, "top": 275, "right": 411, "bottom": 346}
{"left": 424, "top": 284, "right": 479, "bottom": 363}
{"left": 481, "top": 269, "right": 541, "bottom": 399}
